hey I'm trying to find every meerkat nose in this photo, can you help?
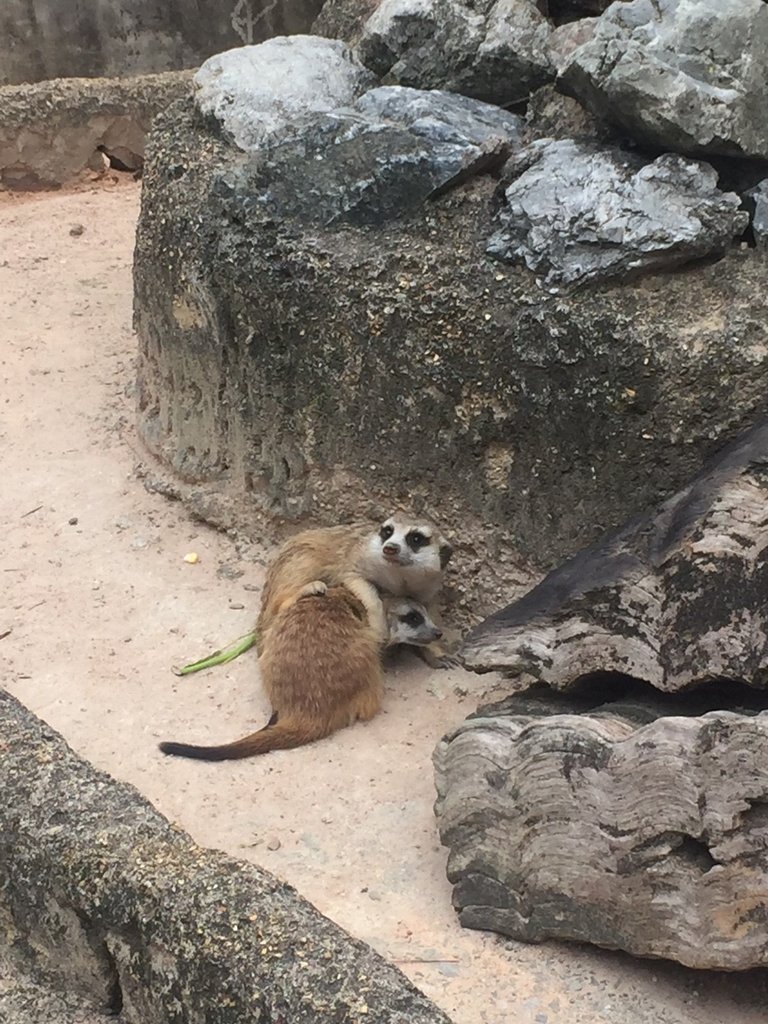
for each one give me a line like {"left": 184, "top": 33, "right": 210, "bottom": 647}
{"left": 383, "top": 543, "right": 400, "bottom": 554}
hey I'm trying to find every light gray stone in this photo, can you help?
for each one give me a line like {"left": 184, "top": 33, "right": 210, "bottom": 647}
{"left": 487, "top": 139, "right": 748, "bottom": 289}
{"left": 193, "top": 35, "right": 375, "bottom": 152}
{"left": 558, "top": 0, "right": 768, "bottom": 160}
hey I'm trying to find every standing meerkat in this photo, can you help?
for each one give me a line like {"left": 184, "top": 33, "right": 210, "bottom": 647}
{"left": 257, "top": 513, "right": 454, "bottom": 665}
{"left": 158, "top": 582, "right": 443, "bottom": 762}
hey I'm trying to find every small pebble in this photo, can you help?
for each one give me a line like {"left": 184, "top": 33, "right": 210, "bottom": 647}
{"left": 68, "top": 516, "right": 78, "bottom": 525}
{"left": 69, "top": 224, "right": 85, "bottom": 237}
{"left": 266, "top": 837, "right": 281, "bottom": 851}
{"left": 229, "top": 602, "right": 245, "bottom": 610}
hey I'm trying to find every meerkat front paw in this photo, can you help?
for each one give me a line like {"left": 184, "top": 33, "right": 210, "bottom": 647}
{"left": 300, "top": 579, "right": 328, "bottom": 598}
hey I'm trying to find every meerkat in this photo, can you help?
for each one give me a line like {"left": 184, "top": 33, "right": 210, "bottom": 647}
{"left": 256, "top": 513, "right": 454, "bottom": 666}
{"left": 158, "top": 582, "right": 442, "bottom": 762}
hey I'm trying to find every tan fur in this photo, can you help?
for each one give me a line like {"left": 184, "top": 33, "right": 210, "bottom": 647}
{"left": 158, "top": 584, "right": 442, "bottom": 762}
{"left": 256, "top": 515, "right": 452, "bottom": 665}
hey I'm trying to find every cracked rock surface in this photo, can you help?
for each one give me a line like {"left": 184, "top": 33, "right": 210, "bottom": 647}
{"left": 487, "top": 140, "right": 748, "bottom": 289}
{"left": 558, "top": 0, "right": 768, "bottom": 160}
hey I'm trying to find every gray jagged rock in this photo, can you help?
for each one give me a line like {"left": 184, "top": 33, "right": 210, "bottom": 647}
{"left": 746, "top": 179, "right": 768, "bottom": 250}
{"left": 250, "top": 86, "right": 523, "bottom": 226}
{"left": 357, "top": 0, "right": 554, "bottom": 106}
{"left": 193, "top": 35, "right": 375, "bottom": 152}
{"left": 558, "top": 0, "right": 768, "bottom": 160}
{"left": 487, "top": 139, "right": 748, "bottom": 289}
{"left": 461, "top": 419, "right": 768, "bottom": 692}
{"left": 434, "top": 688, "right": 768, "bottom": 969}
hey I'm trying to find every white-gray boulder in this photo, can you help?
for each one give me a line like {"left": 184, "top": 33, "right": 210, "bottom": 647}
{"left": 193, "top": 35, "right": 375, "bottom": 152}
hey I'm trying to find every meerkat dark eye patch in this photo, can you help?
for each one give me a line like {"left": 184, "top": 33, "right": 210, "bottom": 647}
{"left": 407, "top": 530, "right": 430, "bottom": 550}
{"left": 380, "top": 524, "right": 395, "bottom": 541}
{"left": 402, "top": 610, "right": 425, "bottom": 627}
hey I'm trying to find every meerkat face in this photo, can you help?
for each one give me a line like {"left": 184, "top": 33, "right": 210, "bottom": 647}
{"left": 386, "top": 598, "right": 443, "bottom": 647}
{"left": 373, "top": 515, "right": 453, "bottom": 572}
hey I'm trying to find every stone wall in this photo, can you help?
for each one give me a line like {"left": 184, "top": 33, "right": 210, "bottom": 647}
{"left": 0, "top": 0, "right": 324, "bottom": 86}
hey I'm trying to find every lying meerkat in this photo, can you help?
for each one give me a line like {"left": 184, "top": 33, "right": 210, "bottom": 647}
{"left": 159, "top": 582, "right": 442, "bottom": 762}
{"left": 257, "top": 513, "right": 454, "bottom": 666}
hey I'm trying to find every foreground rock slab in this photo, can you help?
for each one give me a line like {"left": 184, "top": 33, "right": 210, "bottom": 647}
{"left": 0, "top": 690, "right": 453, "bottom": 1024}
{"left": 434, "top": 687, "right": 768, "bottom": 969}
{"left": 461, "top": 420, "right": 768, "bottom": 691}
{"left": 558, "top": 0, "right": 768, "bottom": 160}
{"left": 487, "top": 140, "right": 747, "bottom": 288}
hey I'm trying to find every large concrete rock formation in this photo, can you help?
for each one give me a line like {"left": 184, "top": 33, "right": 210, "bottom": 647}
{"left": 0, "top": 690, "right": 453, "bottom": 1024}
{"left": 133, "top": 37, "right": 768, "bottom": 622}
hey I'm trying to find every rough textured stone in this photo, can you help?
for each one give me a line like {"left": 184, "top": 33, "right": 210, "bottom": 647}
{"left": 524, "top": 83, "right": 608, "bottom": 144}
{"left": 357, "top": 0, "right": 554, "bottom": 106}
{"left": 461, "top": 420, "right": 768, "bottom": 692}
{"left": 133, "top": 96, "right": 768, "bottom": 626}
{"left": 433, "top": 686, "right": 768, "bottom": 969}
{"left": 546, "top": 0, "right": 611, "bottom": 16}
{"left": 0, "top": 71, "right": 193, "bottom": 189}
{"left": 487, "top": 140, "right": 748, "bottom": 289}
{"left": 193, "top": 35, "right": 375, "bottom": 152}
{"left": 313, "top": 0, "right": 384, "bottom": 44}
{"left": 0, "top": 0, "right": 324, "bottom": 86}
{"left": 558, "top": 0, "right": 768, "bottom": 160}
{"left": 251, "top": 87, "right": 522, "bottom": 226}
{"left": 0, "top": 690, "right": 452, "bottom": 1024}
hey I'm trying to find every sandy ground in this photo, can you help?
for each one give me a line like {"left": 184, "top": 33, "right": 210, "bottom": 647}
{"left": 3, "top": 181, "right": 768, "bottom": 1024}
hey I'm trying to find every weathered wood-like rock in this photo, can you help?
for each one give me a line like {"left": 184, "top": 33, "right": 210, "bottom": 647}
{"left": 462, "top": 420, "right": 768, "bottom": 692}
{"left": 434, "top": 688, "right": 768, "bottom": 969}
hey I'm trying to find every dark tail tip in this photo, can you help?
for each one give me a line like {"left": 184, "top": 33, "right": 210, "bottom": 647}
{"left": 158, "top": 740, "right": 228, "bottom": 761}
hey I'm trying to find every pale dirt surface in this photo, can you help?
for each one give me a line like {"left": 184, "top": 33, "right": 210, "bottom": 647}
{"left": 3, "top": 181, "right": 768, "bottom": 1024}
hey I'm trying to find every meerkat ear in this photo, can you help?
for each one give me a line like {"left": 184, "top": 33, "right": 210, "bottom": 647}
{"left": 439, "top": 542, "right": 453, "bottom": 568}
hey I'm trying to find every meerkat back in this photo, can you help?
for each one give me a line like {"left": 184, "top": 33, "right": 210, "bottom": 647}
{"left": 260, "top": 584, "right": 384, "bottom": 726}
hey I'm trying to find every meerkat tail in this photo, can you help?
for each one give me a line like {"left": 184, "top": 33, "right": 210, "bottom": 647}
{"left": 158, "top": 717, "right": 329, "bottom": 761}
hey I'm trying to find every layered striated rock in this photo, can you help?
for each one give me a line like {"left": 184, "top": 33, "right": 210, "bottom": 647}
{"left": 434, "top": 687, "right": 768, "bottom": 969}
